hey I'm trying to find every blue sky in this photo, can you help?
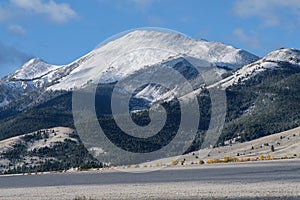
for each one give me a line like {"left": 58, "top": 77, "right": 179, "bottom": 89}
{"left": 0, "top": 0, "right": 299, "bottom": 78}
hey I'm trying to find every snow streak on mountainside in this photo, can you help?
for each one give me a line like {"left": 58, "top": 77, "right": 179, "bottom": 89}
{"left": 214, "top": 48, "right": 300, "bottom": 88}
{"left": 0, "top": 29, "right": 259, "bottom": 107}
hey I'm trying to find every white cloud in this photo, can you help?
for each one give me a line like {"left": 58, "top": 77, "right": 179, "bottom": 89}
{"left": 233, "top": 0, "right": 300, "bottom": 27}
{"left": 232, "top": 28, "right": 260, "bottom": 49}
{"left": 7, "top": 24, "right": 26, "bottom": 36}
{"left": 0, "top": 0, "right": 77, "bottom": 24}
{"left": 11, "top": 0, "right": 77, "bottom": 23}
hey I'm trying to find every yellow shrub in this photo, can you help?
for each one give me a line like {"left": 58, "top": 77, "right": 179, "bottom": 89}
{"left": 224, "top": 156, "right": 230, "bottom": 163}
{"left": 206, "top": 159, "right": 214, "bottom": 164}
{"left": 232, "top": 157, "right": 239, "bottom": 162}
{"left": 244, "top": 157, "right": 251, "bottom": 162}
{"left": 259, "top": 154, "right": 264, "bottom": 160}
{"left": 171, "top": 160, "right": 178, "bottom": 166}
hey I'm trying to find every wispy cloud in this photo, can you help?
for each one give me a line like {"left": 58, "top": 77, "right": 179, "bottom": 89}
{"left": 180, "top": 16, "right": 190, "bottom": 23}
{"left": 0, "top": 41, "right": 32, "bottom": 67}
{"left": 128, "top": 0, "right": 159, "bottom": 10}
{"left": 11, "top": 0, "right": 77, "bottom": 24}
{"left": 7, "top": 24, "right": 26, "bottom": 36}
{"left": 0, "top": 0, "right": 77, "bottom": 24}
{"left": 0, "top": 6, "right": 11, "bottom": 22}
{"left": 109, "top": 0, "right": 160, "bottom": 12}
{"left": 146, "top": 15, "right": 164, "bottom": 26}
{"left": 232, "top": 28, "right": 260, "bottom": 49}
{"left": 233, "top": 0, "right": 300, "bottom": 27}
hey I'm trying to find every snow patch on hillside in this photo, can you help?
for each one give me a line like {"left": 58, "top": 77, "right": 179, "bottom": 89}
{"left": 213, "top": 48, "right": 300, "bottom": 88}
{"left": 28, "top": 127, "right": 77, "bottom": 151}
{"left": 264, "top": 48, "right": 300, "bottom": 64}
{"left": 0, "top": 127, "right": 76, "bottom": 153}
{"left": 0, "top": 127, "right": 78, "bottom": 173}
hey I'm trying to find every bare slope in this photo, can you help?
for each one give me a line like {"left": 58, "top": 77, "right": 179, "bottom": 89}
{"left": 143, "top": 126, "right": 300, "bottom": 166}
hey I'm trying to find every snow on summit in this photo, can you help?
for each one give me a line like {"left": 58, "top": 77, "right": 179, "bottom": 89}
{"left": 48, "top": 30, "right": 258, "bottom": 90}
{"left": 263, "top": 48, "right": 300, "bottom": 64}
{"left": 1, "top": 30, "right": 300, "bottom": 110}
{"left": 215, "top": 48, "right": 300, "bottom": 88}
{"left": 0, "top": 29, "right": 260, "bottom": 107}
{"left": 8, "top": 58, "right": 59, "bottom": 80}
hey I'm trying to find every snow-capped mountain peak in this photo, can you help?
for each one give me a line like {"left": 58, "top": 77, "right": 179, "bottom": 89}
{"left": 7, "top": 58, "right": 59, "bottom": 81}
{"left": 215, "top": 48, "right": 300, "bottom": 88}
{"left": 263, "top": 48, "right": 300, "bottom": 64}
{"left": 48, "top": 30, "right": 258, "bottom": 90}
{"left": 0, "top": 29, "right": 259, "bottom": 108}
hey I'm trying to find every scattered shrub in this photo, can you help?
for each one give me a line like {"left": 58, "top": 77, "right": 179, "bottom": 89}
{"left": 271, "top": 145, "right": 275, "bottom": 152}
{"left": 244, "top": 157, "right": 251, "bottom": 162}
{"left": 171, "top": 160, "right": 178, "bottom": 166}
{"left": 259, "top": 154, "right": 264, "bottom": 160}
{"left": 224, "top": 156, "right": 230, "bottom": 163}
